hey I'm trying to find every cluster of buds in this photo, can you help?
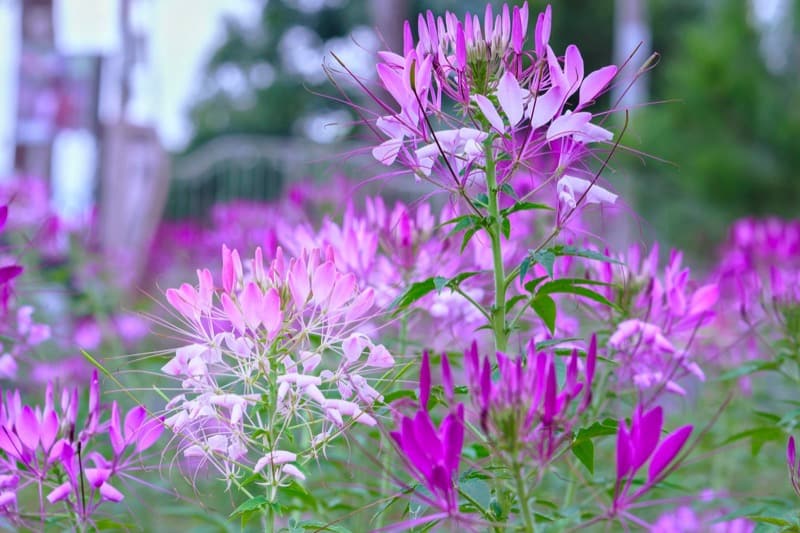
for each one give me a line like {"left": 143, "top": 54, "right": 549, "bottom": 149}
{"left": 162, "top": 244, "right": 393, "bottom": 488}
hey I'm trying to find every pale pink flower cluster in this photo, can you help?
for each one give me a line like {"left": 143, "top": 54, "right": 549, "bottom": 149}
{"left": 161, "top": 244, "right": 393, "bottom": 486}
{"left": 281, "top": 197, "right": 491, "bottom": 352}
{"left": 591, "top": 245, "right": 718, "bottom": 398}
{"left": 369, "top": 2, "right": 619, "bottom": 214}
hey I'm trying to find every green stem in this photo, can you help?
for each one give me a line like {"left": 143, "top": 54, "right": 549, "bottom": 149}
{"left": 512, "top": 461, "right": 536, "bottom": 533}
{"left": 484, "top": 144, "right": 508, "bottom": 353}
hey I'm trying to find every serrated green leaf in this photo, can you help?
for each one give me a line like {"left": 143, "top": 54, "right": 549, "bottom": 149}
{"left": 532, "top": 294, "right": 557, "bottom": 334}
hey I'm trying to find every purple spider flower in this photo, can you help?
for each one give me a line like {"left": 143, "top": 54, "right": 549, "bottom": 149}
{"left": 612, "top": 405, "right": 693, "bottom": 516}
{"left": 390, "top": 352, "right": 464, "bottom": 523}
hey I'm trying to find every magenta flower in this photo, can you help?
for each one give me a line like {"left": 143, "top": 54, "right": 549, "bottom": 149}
{"left": 390, "top": 352, "right": 464, "bottom": 519}
{"left": 466, "top": 335, "right": 596, "bottom": 464}
{"left": 788, "top": 436, "right": 800, "bottom": 497}
{"left": 612, "top": 405, "right": 693, "bottom": 514}
{"left": 0, "top": 371, "right": 162, "bottom": 527}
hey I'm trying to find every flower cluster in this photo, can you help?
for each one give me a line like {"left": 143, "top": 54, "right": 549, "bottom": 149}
{"left": 161, "top": 244, "right": 393, "bottom": 487}
{"left": 589, "top": 245, "right": 717, "bottom": 398}
{"left": 365, "top": 2, "right": 618, "bottom": 216}
{"left": 466, "top": 336, "right": 596, "bottom": 465}
{"left": 390, "top": 351, "right": 464, "bottom": 523}
{"left": 0, "top": 370, "right": 162, "bottom": 527}
{"left": 611, "top": 405, "right": 693, "bottom": 518}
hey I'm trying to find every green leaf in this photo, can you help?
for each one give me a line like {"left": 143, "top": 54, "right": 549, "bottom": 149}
{"left": 231, "top": 496, "right": 269, "bottom": 517}
{"left": 531, "top": 294, "right": 557, "bottom": 334}
{"left": 720, "top": 426, "right": 785, "bottom": 456}
{"left": 717, "top": 360, "right": 782, "bottom": 381}
{"left": 519, "top": 257, "right": 532, "bottom": 282}
{"left": 474, "top": 193, "right": 489, "bottom": 208}
{"left": 382, "top": 389, "right": 417, "bottom": 404}
{"left": 501, "top": 201, "right": 554, "bottom": 217}
{"left": 433, "top": 276, "right": 448, "bottom": 292}
{"left": 538, "top": 279, "right": 618, "bottom": 310}
{"left": 499, "top": 183, "right": 517, "bottom": 199}
{"left": 531, "top": 249, "right": 557, "bottom": 278}
{"left": 572, "top": 438, "right": 595, "bottom": 474}
{"left": 553, "top": 245, "right": 623, "bottom": 265}
{"left": 294, "top": 521, "right": 353, "bottom": 533}
{"left": 575, "top": 418, "right": 619, "bottom": 440}
{"left": 501, "top": 216, "right": 511, "bottom": 239}
{"left": 390, "top": 278, "right": 437, "bottom": 313}
{"left": 461, "top": 226, "right": 480, "bottom": 253}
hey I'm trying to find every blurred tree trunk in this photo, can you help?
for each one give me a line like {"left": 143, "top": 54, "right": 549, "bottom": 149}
{"left": 613, "top": 0, "right": 651, "bottom": 109}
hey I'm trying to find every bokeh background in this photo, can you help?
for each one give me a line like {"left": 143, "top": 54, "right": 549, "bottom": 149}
{"left": 1, "top": 0, "right": 797, "bottom": 285}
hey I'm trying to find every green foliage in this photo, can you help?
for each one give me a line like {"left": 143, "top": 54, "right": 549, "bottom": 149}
{"left": 631, "top": 0, "right": 800, "bottom": 255}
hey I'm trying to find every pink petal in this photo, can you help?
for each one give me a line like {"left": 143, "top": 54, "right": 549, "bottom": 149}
{"left": 372, "top": 138, "right": 403, "bottom": 166}
{"left": 39, "top": 410, "right": 58, "bottom": 451}
{"left": 221, "top": 293, "right": 245, "bottom": 334}
{"left": 579, "top": 65, "right": 617, "bottom": 108}
{"left": 474, "top": 95, "right": 505, "bottom": 132}
{"left": 546, "top": 111, "right": 592, "bottom": 141}
{"left": 240, "top": 282, "right": 264, "bottom": 330}
{"left": 616, "top": 422, "right": 633, "bottom": 480}
{"left": 47, "top": 482, "right": 72, "bottom": 504}
{"left": 366, "top": 344, "right": 394, "bottom": 368}
{"left": 648, "top": 425, "right": 693, "bottom": 482}
{"left": 497, "top": 72, "right": 524, "bottom": 125}
{"left": 530, "top": 86, "right": 564, "bottom": 129}
{"left": 564, "top": 45, "right": 584, "bottom": 96}
{"left": 633, "top": 406, "right": 663, "bottom": 471}
{"left": 419, "top": 351, "right": 431, "bottom": 409}
{"left": 99, "top": 481, "right": 124, "bottom": 502}
{"left": 109, "top": 402, "right": 125, "bottom": 455}
{"left": 689, "top": 284, "right": 719, "bottom": 316}
{"left": 15, "top": 406, "right": 39, "bottom": 451}
{"left": 123, "top": 405, "right": 147, "bottom": 443}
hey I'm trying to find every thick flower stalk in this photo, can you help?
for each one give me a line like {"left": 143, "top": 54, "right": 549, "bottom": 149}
{"left": 162, "top": 244, "right": 393, "bottom": 492}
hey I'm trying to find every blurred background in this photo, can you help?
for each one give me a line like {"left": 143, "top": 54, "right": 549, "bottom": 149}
{"left": 0, "top": 0, "right": 798, "bottom": 290}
